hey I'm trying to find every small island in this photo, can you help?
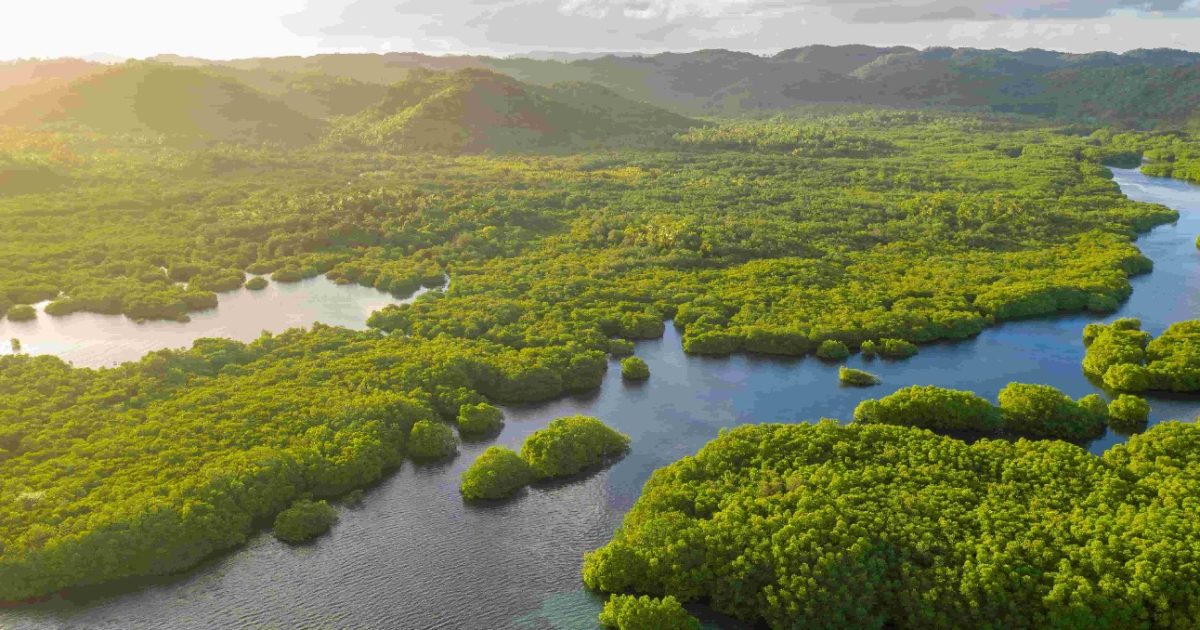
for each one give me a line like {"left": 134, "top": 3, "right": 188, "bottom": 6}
{"left": 273, "top": 499, "right": 338, "bottom": 543}
{"left": 521, "top": 415, "right": 631, "bottom": 480}
{"left": 245, "top": 276, "right": 270, "bottom": 291}
{"left": 838, "top": 366, "right": 879, "bottom": 387}
{"left": 620, "top": 356, "right": 650, "bottom": 381}
{"left": 460, "top": 446, "right": 534, "bottom": 500}
{"left": 815, "top": 339, "right": 850, "bottom": 360}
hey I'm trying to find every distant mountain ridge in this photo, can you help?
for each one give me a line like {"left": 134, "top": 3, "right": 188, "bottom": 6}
{"left": 4, "top": 45, "right": 1200, "bottom": 142}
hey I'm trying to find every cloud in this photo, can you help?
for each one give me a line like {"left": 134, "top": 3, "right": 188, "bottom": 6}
{"left": 280, "top": 0, "right": 1200, "bottom": 55}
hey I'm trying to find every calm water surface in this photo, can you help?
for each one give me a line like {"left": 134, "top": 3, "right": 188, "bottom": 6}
{"left": 0, "top": 277, "right": 440, "bottom": 368}
{"left": 3, "top": 168, "right": 1200, "bottom": 629}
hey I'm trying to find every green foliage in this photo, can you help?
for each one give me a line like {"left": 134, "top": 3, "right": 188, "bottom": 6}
{"left": 838, "top": 366, "right": 879, "bottom": 387}
{"left": 620, "top": 356, "right": 650, "bottom": 381}
{"left": 859, "top": 339, "right": 877, "bottom": 358}
{"left": 815, "top": 340, "right": 850, "bottom": 361}
{"left": 1083, "top": 319, "right": 1200, "bottom": 392}
{"left": 408, "top": 420, "right": 458, "bottom": 461}
{"left": 583, "top": 421, "right": 1200, "bottom": 629}
{"left": 877, "top": 338, "right": 918, "bottom": 359}
{"left": 272, "top": 499, "right": 338, "bottom": 543}
{"left": 608, "top": 339, "right": 635, "bottom": 357}
{"left": 997, "top": 382, "right": 1107, "bottom": 441}
{"left": 853, "top": 385, "right": 1002, "bottom": 432}
{"left": 1108, "top": 394, "right": 1151, "bottom": 434}
{"left": 599, "top": 594, "right": 701, "bottom": 630}
{"left": 4, "top": 304, "right": 35, "bottom": 321}
{"left": 245, "top": 276, "right": 269, "bottom": 290}
{"left": 460, "top": 446, "right": 534, "bottom": 501}
{"left": 456, "top": 402, "right": 504, "bottom": 438}
{"left": 519, "top": 415, "right": 630, "bottom": 480}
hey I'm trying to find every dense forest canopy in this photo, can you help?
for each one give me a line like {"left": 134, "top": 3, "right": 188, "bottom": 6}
{"left": 2, "top": 50, "right": 1200, "bottom": 608}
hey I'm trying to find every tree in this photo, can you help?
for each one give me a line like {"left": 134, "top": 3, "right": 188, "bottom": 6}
{"left": 816, "top": 340, "right": 850, "bottom": 361}
{"left": 408, "top": 420, "right": 458, "bottom": 461}
{"left": 520, "top": 416, "right": 630, "bottom": 480}
{"left": 272, "top": 499, "right": 338, "bottom": 543}
{"left": 621, "top": 356, "right": 650, "bottom": 381}
{"left": 838, "top": 366, "right": 879, "bottom": 387}
{"left": 457, "top": 402, "right": 504, "bottom": 438}
{"left": 460, "top": 447, "right": 533, "bottom": 500}
{"left": 599, "top": 595, "right": 700, "bottom": 630}
{"left": 1108, "top": 394, "right": 1150, "bottom": 433}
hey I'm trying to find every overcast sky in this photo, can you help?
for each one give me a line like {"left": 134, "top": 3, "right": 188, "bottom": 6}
{"left": 4, "top": 0, "right": 1200, "bottom": 60}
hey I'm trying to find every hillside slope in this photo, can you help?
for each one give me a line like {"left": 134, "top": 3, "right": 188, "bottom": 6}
{"left": 0, "top": 62, "right": 321, "bottom": 145}
{"left": 324, "top": 69, "right": 696, "bottom": 153}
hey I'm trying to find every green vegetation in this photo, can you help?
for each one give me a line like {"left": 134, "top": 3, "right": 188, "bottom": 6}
{"left": 815, "top": 340, "right": 850, "bottom": 361}
{"left": 408, "top": 420, "right": 458, "bottom": 461}
{"left": 997, "top": 382, "right": 1109, "bottom": 441}
{"left": 520, "top": 416, "right": 630, "bottom": 480}
{"left": 859, "top": 339, "right": 877, "bottom": 358}
{"left": 2, "top": 61, "right": 1200, "bottom": 600}
{"left": 272, "top": 499, "right": 338, "bottom": 544}
{"left": 854, "top": 385, "right": 1002, "bottom": 432}
{"left": 457, "top": 402, "right": 505, "bottom": 438}
{"left": 877, "top": 338, "right": 918, "bottom": 359}
{"left": 855, "top": 383, "right": 1107, "bottom": 440}
{"left": 1108, "top": 394, "right": 1151, "bottom": 434}
{"left": 620, "top": 356, "right": 650, "bottom": 381}
{"left": 599, "top": 595, "right": 700, "bottom": 630}
{"left": 838, "top": 366, "right": 879, "bottom": 387}
{"left": 245, "top": 276, "right": 269, "bottom": 290}
{"left": 583, "top": 421, "right": 1200, "bottom": 629}
{"left": 460, "top": 447, "right": 533, "bottom": 501}
{"left": 4, "top": 304, "right": 35, "bottom": 321}
{"left": 1083, "top": 319, "right": 1200, "bottom": 392}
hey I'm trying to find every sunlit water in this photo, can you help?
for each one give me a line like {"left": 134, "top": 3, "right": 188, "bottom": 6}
{"left": 0, "top": 277, "right": 442, "bottom": 368}
{"left": 3, "top": 169, "right": 1200, "bottom": 629}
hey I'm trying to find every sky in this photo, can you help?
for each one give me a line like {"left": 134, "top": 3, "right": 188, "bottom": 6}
{"left": 4, "top": 0, "right": 1200, "bottom": 61}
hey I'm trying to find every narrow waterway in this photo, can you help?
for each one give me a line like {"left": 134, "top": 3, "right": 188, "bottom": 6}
{"left": 3, "top": 168, "right": 1198, "bottom": 630}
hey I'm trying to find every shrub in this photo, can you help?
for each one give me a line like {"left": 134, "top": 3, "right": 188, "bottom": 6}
{"left": 457, "top": 402, "right": 504, "bottom": 438}
{"left": 245, "top": 276, "right": 269, "bottom": 291}
{"left": 860, "top": 340, "right": 877, "bottom": 358}
{"left": 5, "top": 304, "right": 36, "bottom": 322}
{"left": 1108, "top": 395, "right": 1151, "bottom": 433}
{"left": 815, "top": 339, "right": 850, "bottom": 360}
{"left": 853, "top": 385, "right": 1002, "bottom": 432}
{"left": 997, "top": 383, "right": 1106, "bottom": 441}
{"left": 838, "top": 366, "right": 879, "bottom": 387}
{"left": 608, "top": 339, "right": 635, "bottom": 356}
{"left": 621, "top": 356, "right": 650, "bottom": 380}
{"left": 408, "top": 420, "right": 458, "bottom": 461}
{"left": 599, "top": 595, "right": 700, "bottom": 630}
{"left": 460, "top": 446, "right": 534, "bottom": 500}
{"left": 878, "top": 338, "right": 918, "bottom": 359}
{"left": 272, "top": 499, "right": 338, "bottom": 543}
{"left": 520, "top": 416, "right": 630, "bottom": 480}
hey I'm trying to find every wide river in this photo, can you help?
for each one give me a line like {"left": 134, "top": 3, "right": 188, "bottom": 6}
{"left": 4, "top": 168, "right": 1200, "bottom": 629}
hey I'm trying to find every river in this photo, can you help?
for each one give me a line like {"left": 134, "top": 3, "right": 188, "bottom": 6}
{"left": 3, "top": 168, "right": 1199, "bottom": 629}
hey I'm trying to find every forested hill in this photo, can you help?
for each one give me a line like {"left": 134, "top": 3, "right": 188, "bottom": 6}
{"left": 142, "top": 46, "right": 1200, "bottom": 128}
{"left": 324, "top": 69, "right": 697, "bottom": 153}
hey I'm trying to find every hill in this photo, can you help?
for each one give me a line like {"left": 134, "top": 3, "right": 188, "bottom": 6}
{"left": 323, "top": 69, "right": 696, "bottom": 153}
{"left": 0, "top": 62, "right": 322, "bottom": 145}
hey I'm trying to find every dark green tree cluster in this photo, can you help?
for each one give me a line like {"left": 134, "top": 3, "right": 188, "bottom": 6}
{"left": 1084, "top": 318, "right": 1200, "bottom": 392}
{"left": 456, "top": 402, "right": 505, "bottom": 439}
{"left": 838, "top": 366, "right": 879, "bottom": 387}
{"left": 855, "top": 383, "right": 1109, "bottom": 441}
{"left": 272, "top": 499, "right": 338, "bottom": 543}
{"left": 583, "top": 421, "right": 1200, "bottom": 629}
{"left": 815, "top": 340, "right": 850, "bottom": 361}
{"left": 598, "top": 594, "right": 701, "bottom": 630}
{"left": 854, "top": 385, "right": 1002, "bottom": 432}
{"left": 520, "top": 416, "right": 630, "bottom": 480}
{"left": 1107, "top": 394, "right": 1151, "bottom": 434}
{"left": 459, "top": 447, "right": 534, "bottom": 501}
{"left": 407, "top": 420, "right": 458, "bottom": 461}
{"left": 620, "top": 356, "right": 650, "bottom": 381}
{"left": 4, "top": 304, "right": 36, "bottom": 322}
